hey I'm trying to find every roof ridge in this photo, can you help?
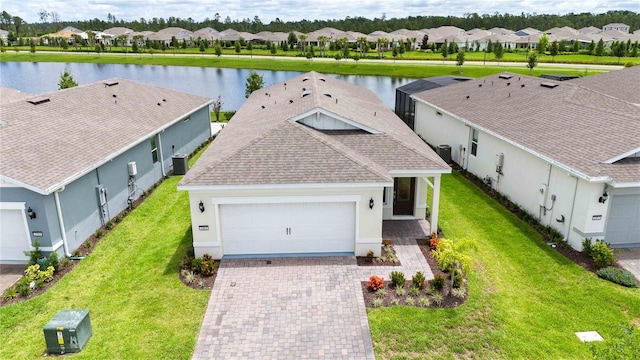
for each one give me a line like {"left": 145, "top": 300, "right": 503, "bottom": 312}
{"left": 294, "top": 122, "right": 391, "bottom": 181}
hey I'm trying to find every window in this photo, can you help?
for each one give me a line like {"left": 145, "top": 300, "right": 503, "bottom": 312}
{"left": 150, "top": 136, "right": 158, "bottom": 163}
{"left": 471, "top": 129, "right": 479, "bottom": 156}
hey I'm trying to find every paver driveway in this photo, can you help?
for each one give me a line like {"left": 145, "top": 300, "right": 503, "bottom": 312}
{"left": 192, "top": 256, "right": 375, "bottom": 359}
{"left": 192, "top": 220, "right": 434, "bottom": 359}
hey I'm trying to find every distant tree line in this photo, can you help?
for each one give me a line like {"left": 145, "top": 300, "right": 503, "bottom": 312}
{"left": 0, "top": 9, "right": 638, "bottom": 37}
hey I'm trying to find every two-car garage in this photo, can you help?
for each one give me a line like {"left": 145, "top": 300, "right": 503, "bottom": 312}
{"left": 219, "top": 200, "right": 356, "bottom": 256}
{"left": 0, "top": 203, "right": 31, "bottom": 263}
{"left": 605, "top": 194, "right": 640, "bottom": 248}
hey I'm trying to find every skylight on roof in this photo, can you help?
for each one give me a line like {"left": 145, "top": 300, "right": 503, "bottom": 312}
{"left": 540, "top": 82, "right": 559, "bottom": 88}
{"left": 26, "top": 96, "right": 50, "bottom": 105}
{"left": 498, "top": 74, "right": 513, "bottom": 80}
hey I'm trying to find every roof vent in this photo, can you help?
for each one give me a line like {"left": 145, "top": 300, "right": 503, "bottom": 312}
{"left": 323, "top": 92, "right": 332, "bottom": 98}
{"left": 112, "top": 94, "right": 117, "bottom": 98}
{"left": 499, "top": 74, "right": 513, "bottom": 80}
{"left": 27, "top": 96, "right": 50, "bottom": 105}
{"left": 104, "top": 80, "right": 119, "bottom": 87}
{"left": 302, "top": 89, "right": 312, "bottom": 98}
{"left": 521, "top": 84, "right": 525, "bottom": 88}
{"left": 261, "top": 105, "right": 265, "bottom": 109}
{"left": 478, "top": 84, "right": 482, "bottom": 87}
{"left": 289, "top": 99, "right": 293, "bottom": 104}
{"left": 302, "top": 77, "right": 309, "bottom": 82}
{"left": 540, "top": 82, "right": 559, "bottom": 88}
{"left": 506, "top": 82, "right": 511, "bottom": 86}
{"left": 319, "top": 77, "right": 326, "bottom": 82}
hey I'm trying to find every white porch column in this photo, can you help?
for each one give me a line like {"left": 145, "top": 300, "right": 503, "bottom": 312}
{"left": 431, "top": 175, "right": 441, "bottom": 234}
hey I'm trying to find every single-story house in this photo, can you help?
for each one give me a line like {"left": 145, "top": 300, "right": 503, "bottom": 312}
{"left": 178, "top": 71, "right": 451, "bottom": 259}
{"left": 0, "top": 79, "right": 212, "bottom": 264}
{"left": 411, "top": 67, "right": 640, "bottom": 250}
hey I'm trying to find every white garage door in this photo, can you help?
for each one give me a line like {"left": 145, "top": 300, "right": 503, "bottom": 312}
{"left": 606, "top": 194, "right": 640, "bottom": 247}
{"left": 0, "top": 205, "right": 31, "bottom": 263}
{"left": 220, "top": 202, "right": 355, "bottom": 255}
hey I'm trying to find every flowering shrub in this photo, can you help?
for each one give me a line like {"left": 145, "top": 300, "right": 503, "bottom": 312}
{"left": 431, "top": 274, "right": 445, "bottom": 290}
{"left": 24, "top": 264, "right": 55, "bottom": 283}
{"left": 412, "top": 271, "right": 426, "bottom": 289}
{"left": 368, "top": 275, "right": 385, "bottom": 291}
{"left": 429, "top": 232, "right": 440, "bottom": 250}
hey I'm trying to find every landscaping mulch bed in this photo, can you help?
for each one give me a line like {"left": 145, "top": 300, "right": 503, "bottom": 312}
{"left": 178, "top": 264, "right": 218, "bottom": 290}
{"left": 356, "top": 240, "right": 401, "bottom": 267}
{"left": 361, "top": 238, "right": 467, "bottom": 309}
{"left": 361, "top": 279, "right": 466, "bottom": 308}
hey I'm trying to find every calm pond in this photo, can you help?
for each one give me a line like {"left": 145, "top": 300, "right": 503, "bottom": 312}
{"left": 0, "top": 62, "right": 413, "bottom": 110}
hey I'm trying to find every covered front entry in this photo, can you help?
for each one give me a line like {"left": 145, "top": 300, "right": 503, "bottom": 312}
{"left": 0, "top": 203, "right": 31, "bottom": 264}
{"left": 393, "top": 177, "right": 415, "bottom": 215}
{"left": 220, "top": 202, "right": 356, "bottom": 256}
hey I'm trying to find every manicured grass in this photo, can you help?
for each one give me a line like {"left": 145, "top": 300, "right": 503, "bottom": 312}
{"left": 368, "top": 172, "right": 640, "bottom": 359}
{"left": 0, "top": 52, "right": 609, "bottom": 79}
{"left": 0, "top": 176, "right": 210, "bottom": 359}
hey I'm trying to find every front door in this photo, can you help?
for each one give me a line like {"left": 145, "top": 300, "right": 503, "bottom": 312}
{"left": 393, "top": 177, "right": 415, "bottom": 216}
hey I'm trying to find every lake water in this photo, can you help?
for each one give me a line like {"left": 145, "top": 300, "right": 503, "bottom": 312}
{"left": 0, "top": 62, "right": 413, "bottom": 110}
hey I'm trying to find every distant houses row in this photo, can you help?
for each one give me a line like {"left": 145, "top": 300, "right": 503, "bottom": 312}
{"left": 7, "top": 23, "right": 640, "bottom": 51}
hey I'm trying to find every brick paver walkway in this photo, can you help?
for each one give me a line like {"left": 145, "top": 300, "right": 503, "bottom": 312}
{"left": 192, "top": 220, "right": 432, "bottom": 359}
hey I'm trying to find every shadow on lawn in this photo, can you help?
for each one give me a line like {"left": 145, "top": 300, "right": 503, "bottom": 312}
{"left": 164, "top": 226, "right": 194, "bottom": 276}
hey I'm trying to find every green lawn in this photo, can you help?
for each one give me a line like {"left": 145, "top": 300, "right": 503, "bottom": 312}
{"left": 368, "top": 172, "right": 640, "bottom": 359}
{"left": 0, "top": 52, "right": 611, "bottom": 79}
{"left": 0, "top": 175, "right": 210, "bottom": 359}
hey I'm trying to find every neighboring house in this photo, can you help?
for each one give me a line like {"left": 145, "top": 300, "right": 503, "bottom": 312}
{"left": 178, "top": 72, "right": 451, "bottom": 259}
{"left": 411, "top": 68, "right": 640, "bottom": 250}
{"left": 0, "top": 29, "right": 8, "bottom": 40}
{"left": 0, "top": 79, "right": 212, "bottom": 264}
{"left": 395, "top": 76, "right": 472, "bottom": 129}
{"left": 602, "top": 23, "right": 630, "bottom": 33}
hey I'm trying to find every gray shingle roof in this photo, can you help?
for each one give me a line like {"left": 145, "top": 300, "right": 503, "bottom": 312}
{"left": 0, "top": 88, "right": 32, "bottom": 104}
{"left": 569, "top": 66, "right": 640, "bottom": 105}
{"left": 180, "top": 72, "right": 450, "bottom": 187}
{"left": 412, "top": 70, "right": 640, "bottom": 184}
{"left": 0, "top": 79, "right": 212, "bottom": 194}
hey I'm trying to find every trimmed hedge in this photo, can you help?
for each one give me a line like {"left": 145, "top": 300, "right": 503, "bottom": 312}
{"left": 596, "top": 267, "right": 638, "bottom": 288}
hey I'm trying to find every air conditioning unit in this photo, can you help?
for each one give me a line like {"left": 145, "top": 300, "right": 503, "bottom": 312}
{"left": 172, "top": 154, "right": 189, "bottom": 175}
{"left": 437, "top": 145, "right": 452, "bottom": 164}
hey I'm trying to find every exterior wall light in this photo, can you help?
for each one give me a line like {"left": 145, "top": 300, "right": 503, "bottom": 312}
{"left": 598, "top": 192, "right": 608, "bottom": 204}
{"left": 27, "top": 207, "right": 37, "bottom": 219}
{"left": 369, "top": 197, "right": 374, "bottom": 210}
{"left": 199, "top": 201, "right": 205, "bottom": 213}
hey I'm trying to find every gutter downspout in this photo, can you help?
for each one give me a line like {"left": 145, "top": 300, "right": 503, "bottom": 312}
{"left": 54, "top": 186, "right": 72, "bottom": 257}
{"left": 157, "top": 133, "right": 166, "bottom": 177}
{"left": 565, "top": 175, "right": 579, "bottom": 243}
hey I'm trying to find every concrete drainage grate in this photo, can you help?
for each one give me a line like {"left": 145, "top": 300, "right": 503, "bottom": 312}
{"left": 575, "top": 331, "right": 604, "bottom": 342}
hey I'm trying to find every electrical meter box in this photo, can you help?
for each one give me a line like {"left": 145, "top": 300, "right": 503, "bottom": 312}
{"left": 43, "top": 310, "right": 92, "bottom": 354}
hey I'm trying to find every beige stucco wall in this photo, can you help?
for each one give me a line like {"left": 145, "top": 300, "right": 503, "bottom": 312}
{"left": 186, "top": 185, "right": 385, "bottom": 259}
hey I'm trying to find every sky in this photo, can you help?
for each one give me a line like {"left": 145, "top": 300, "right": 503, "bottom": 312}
{"left": 3, "top": 0, "right": 639, "bottom": 24}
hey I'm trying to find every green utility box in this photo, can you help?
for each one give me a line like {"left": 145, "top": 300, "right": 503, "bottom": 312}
{"left": 43, "top": 310, "right": 92, "bottom": 354}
